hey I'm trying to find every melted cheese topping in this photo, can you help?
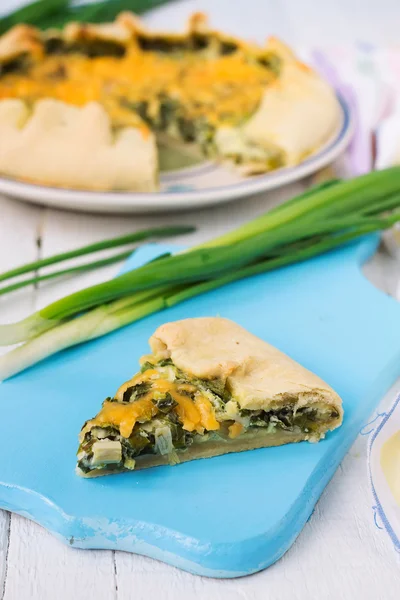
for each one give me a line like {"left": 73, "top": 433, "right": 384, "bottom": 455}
{"left": 94, "top": 398, "right": 157, "bottom": 439}
{"left": 228, "top": 422, "right": 244, "bottom": 439}
{"left": 195, "top": 394, "right": 220, "bottom": 431}
{"left": 0, "top": 46, "right": 275, "bottom": 129}
{"left": 91, "top": 367, "right": 221, "bottom": 438}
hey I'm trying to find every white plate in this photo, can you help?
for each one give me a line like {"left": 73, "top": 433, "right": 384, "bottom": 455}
{"left": 368, "top": 393, "right": 400, "bottom": 553}
{"left": 0, "top": 95, "right": 353, "bottom": 214}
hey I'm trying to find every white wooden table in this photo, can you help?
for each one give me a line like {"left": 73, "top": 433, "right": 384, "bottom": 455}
{"left": 1, "top": 1, "right": 400, "bottom": 598}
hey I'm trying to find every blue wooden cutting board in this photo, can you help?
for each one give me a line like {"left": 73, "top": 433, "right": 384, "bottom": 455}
{"left": 1, "top": 235, "right": 400, "bottom": 578}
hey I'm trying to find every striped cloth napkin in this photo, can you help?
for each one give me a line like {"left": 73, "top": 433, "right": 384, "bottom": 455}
{"left": 312, "top": 44, "right": 400, "bottom": 175}
{"left": 308, "top": 45, "right": 400, "bottom": 256}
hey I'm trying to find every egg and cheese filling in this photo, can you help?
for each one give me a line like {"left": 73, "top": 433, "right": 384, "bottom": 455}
{"left": 77, "top": 358, "right": 340, "bottom": 476}
{"left": 0, "top": 34, "right": 283, "bottom": 168}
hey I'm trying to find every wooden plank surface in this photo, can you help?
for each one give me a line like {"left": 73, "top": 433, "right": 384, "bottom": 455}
{"left": 0, "top": 195, "right": 42, "bottom": 600}
{"left": 1, "top": 0, "right": 400, "bottom": 598}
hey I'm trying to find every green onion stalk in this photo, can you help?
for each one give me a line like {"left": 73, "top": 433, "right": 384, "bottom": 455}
{"left": 0, "top": 225, "right": 192, "bottom": 287}
{"left": 1, "top": 167, "right": 400, "bottom": 379}
{"left": 0, "top": 0, "right": 177, "bottom": 34}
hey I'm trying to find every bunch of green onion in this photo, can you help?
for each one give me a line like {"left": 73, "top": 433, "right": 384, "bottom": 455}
{"left": 0, "top": 0, "right": 176, "bottom": 35}
{"left": 1, "top": 167, "right": 400, "bottom": 380}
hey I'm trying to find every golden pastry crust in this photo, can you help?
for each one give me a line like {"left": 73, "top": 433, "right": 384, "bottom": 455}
{"left": 0, "top": 98, "right": 157, "bottom": 191}
{"left": 214, "top": 35, "right": 339, "bottom": 169}
{"left": 149, "top": 317, "right": 343, "bottom": 414}
{"left": 0, "top": 12, "right": 289, "bottom": 59}
{"left": 0, "top": 24, "right": 43, "bottom": 65}
{"left": 62, "top": 20, "right": 133, "bottom": 45}
{"left": 240, "top": 62, "right": 340, "bottom": 167}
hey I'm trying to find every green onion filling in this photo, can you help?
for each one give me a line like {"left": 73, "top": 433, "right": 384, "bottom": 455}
{"left": 77, "top": 358, "right": 340, "bottom": 475}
